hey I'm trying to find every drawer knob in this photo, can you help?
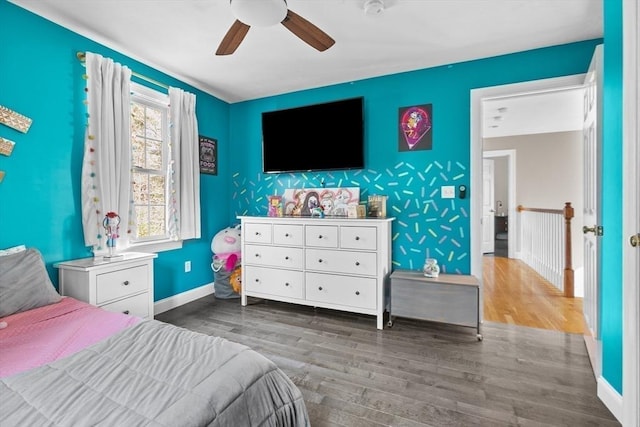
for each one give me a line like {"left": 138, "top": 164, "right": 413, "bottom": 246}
{"left": 318, "top": 235, "right": 323, "bottom": 239}
{"left": 355, "top": 261, "right": 360, "bottom": 266}
{"left": 255, "top": 278, "right": 259, "bottom": 282}
{"left": 122, "top": 310, "right": 130, "bottom": 315}
{"left": 285, "top": 282, "right": 290, "bottom": 287}
{"left": 355, "top": 236, "right": 360, "bottom": 240}
{"left": 285, "top": 256, "right": 289, "bottom": 260}
{"left": 318, "top": 286, "right": 323, "bottom": 291}
{"left": 123, "top": 280, "right": 130, "bottom": 286}
{"left": 285, "top": 233, "right": 289, "bottom": 237}
{"left": 318, "top": 259, "right": 323, "bottom": 263}
{"left": 255, "top": 232, "right": 261, "bottom": 236}
{"left": 355, "top": 291, "right": 360, "bottom": 296}
{"left": 255, "top": 253, "right": 260, "bottom": 257}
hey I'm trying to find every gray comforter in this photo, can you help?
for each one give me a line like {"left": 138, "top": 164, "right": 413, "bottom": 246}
{"left": 0, "top": 320, "right": 309, "bottom": 426}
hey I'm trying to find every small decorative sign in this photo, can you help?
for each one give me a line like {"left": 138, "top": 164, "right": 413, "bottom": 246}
{"left": 198, "top": 135, "right": 217, "bottom": 175}
{"left": 398, "top": 104, "right": 432, "bottom": 151}
{"left": 0, "top": 137, "right": 15, "bottom": 156}
{"left": 0, "top": 105, "right": 33, "bottom": 133}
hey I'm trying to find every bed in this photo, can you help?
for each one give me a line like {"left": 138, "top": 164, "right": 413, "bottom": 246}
{"left": 0, "top": 247, "right": 310, "bottom": 426}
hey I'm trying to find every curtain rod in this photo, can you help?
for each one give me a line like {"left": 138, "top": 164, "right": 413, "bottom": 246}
{"left": 76, "top": 52, "right": 169, "bottom": 91}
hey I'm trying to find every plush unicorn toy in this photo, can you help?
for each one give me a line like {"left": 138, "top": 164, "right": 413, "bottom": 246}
{"left": 211, "top": 224, "right": 242, "bottom": 273}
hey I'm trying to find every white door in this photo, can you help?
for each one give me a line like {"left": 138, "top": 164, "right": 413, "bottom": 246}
{"left": 482, "top": 158, "right": 495, "bottom": 254}
{"left": 582, "top": 44, "right": 603, "bottom": 377}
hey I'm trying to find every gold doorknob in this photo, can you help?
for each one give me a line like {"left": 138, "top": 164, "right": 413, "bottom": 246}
{"left": 631, "top": 234, "right": 640, "bottom": 247}
{"left": 583, "top": 225, "right": 604, "bottom": 236}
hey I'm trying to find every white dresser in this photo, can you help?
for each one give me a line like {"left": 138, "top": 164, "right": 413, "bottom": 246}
{"left": 238, "top": 216, "right": 394, "bottom": 329}
{"left": 55, "top": 252, "right": 157, "bottom": 319}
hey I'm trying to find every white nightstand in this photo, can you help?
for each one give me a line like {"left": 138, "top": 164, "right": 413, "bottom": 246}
{"left": 55, "top": 252, "right": 157, "bottom": 319}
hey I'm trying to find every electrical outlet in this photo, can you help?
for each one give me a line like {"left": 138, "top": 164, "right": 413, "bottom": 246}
{"left": 184, "top": 261, "right": 191, "bottom": 273}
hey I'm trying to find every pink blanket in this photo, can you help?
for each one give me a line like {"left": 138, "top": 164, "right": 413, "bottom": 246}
{"left": 0, "top": 297, "right": 140, "bottom": 378}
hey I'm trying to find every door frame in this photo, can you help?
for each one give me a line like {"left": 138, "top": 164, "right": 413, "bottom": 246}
{"left": 470, "top": 74, "right": 585, "bottom": 323}
{"left": 622, "top": 0, "right": 639, "bottom": 425}
{"left": 481, "top": 158, "right": 496, "bottom": 254}
{"left": 483, "top": 149, "right": 516, "bottom": 259}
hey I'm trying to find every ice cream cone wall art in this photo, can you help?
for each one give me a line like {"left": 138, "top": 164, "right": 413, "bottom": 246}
{"left": 398, "top": 104, "right": 432, "bottom": 152}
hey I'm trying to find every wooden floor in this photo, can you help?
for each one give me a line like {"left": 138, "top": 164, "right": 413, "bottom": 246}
{"left": 482, "top": 255, "right": 585, "bottom": 334}
{"left": 156, "top": 294, "right": 618, "bottom": 426}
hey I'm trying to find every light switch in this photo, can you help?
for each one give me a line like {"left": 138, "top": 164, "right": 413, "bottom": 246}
{"left": 441, "top": 185, "right": 455, "bottom": 199}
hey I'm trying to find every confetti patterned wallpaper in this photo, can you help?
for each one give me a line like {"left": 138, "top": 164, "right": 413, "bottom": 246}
{"left": 231, "top": 159, "right": 470, "bottom": 274}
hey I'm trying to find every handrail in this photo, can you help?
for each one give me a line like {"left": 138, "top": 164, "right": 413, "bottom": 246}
{"left": 517, "top": 205, "right": 563, "bottom": 215}
{"left": 517, "top": 202, "right": 575, "bottom": 298}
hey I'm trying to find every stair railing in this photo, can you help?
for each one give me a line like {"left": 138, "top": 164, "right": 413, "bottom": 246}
{"left": 517, "top": 202, "right": 575, "bottom": 297}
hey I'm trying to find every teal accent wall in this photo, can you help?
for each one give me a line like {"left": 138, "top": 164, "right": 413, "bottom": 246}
{"left": 0, "top": 1, "right": 232, "bottom": 300}
{"left": 229, "top": 40, "right": 601, "bottom": 274}
{"left": 601, "top": 0, "right": 623, "bottom": 393}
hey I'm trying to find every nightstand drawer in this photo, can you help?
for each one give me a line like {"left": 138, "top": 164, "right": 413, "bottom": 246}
{"left": 96, "top": 265, "right": 148, "bottom": 304}
{"left": 100, "top": 292, "right": 149, "bottom": 318}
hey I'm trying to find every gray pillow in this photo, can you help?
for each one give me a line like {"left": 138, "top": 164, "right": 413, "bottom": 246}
{"left": 0, "top": 248, "right": 62, "bottom": 318}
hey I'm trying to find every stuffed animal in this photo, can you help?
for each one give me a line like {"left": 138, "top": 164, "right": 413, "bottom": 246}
{"left": 211, "top": 224, "right": 242, "bottom": 299}
{"left": 229, "top": 267, "right": 242, "bottom": 294}
{"left": 211, "top": 224, "right": 242, "bottom": 273}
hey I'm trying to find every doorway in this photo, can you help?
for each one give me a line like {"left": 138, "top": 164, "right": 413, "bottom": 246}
{"left": 470, "top": 74, "right": 586, "bottom": 325}
{"left": 482, "top": 149, "right": 516, "bottom": 259}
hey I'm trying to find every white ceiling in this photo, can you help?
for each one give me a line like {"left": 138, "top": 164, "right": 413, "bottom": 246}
{"left": 10, "top": 0, "right": 601, "bottom": 137}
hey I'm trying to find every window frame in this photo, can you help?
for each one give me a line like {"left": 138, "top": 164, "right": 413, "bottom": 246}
{"left": 128, "top": 82, "right": 182, "bottom": 253}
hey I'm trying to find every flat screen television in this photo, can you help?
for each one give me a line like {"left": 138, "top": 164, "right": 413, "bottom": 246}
{"left": 261, "top": 97, "right": 364, "bottom": 174}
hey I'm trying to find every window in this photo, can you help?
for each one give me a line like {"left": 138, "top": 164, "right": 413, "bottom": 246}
{"left": 130, "top": 84, "right": 173, "bottom": 246}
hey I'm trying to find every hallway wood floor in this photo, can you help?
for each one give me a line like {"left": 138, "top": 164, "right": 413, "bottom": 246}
{"left": 482, "top": 255, "right": 585, "bottom": 334}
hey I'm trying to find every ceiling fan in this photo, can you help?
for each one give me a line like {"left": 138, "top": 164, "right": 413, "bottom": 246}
{"left": 216, "top": 0, "right": 335, "bottom": 55}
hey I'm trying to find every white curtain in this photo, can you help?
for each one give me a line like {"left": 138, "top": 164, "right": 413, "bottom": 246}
{"left": 168, "top": 87, "right": 201, "bottom": 240}
{"left": 81, "top": 52, "right": 133, "bottom": 252}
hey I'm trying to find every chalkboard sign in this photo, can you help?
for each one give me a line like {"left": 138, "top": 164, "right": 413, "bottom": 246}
{"left": 199, "top": 135, "right": 217, "bottom": 175}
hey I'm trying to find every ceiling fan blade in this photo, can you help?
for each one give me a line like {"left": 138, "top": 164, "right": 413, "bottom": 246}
{"left": 216, "top": 19, "right": 250, "bottom": 55}
{"left": 281, "top": 10, "right": 335, "bottom": 52}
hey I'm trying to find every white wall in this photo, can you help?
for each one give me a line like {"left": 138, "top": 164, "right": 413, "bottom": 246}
{"left": 484, "top": 130, "right": 584, "bottom": 277}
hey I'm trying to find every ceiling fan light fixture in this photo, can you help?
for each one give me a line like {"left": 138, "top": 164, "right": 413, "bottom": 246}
{"left": 230, "top": 0, "right": 288, "bottom": 27}
{"left": 364, "top": 0, "right": 385, "bottom": 15}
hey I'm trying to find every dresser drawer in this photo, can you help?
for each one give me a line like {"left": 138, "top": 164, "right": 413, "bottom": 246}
{"left": 273, "top": 224, "right": 304, "bottom": 246}
{"left": 306, "top": 272, "right": 376, "bottom": 310}
{"left": 96, "top": 265, "right": 148, "bottom": 304}
{"left": 305, "top": 225, "right": 338, "bottom": 248}
{"left": 305, "top": 248, "right": 377, "bottom": 276}
{"left": 244, "top": 244, "right": 303, "bottom": 269}
{"left": 100, "top": 292, "right": 149, "bottom": 318}
{"left": 244, "top": 223, "right": 272, "bottom": 244}
{"left": 340, "top": 226, "right": 377, "bottom": 250}
{"left": 245, "top": 266, "right": 304, "bottom": 299}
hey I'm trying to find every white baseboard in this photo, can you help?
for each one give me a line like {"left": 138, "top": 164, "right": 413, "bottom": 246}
{"left": 597, "top": 375, "right": 623, "bottom": 423}
{"left": 153, "top": 282, "right": 215, "bottom": 315}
